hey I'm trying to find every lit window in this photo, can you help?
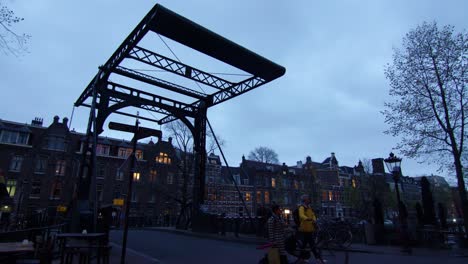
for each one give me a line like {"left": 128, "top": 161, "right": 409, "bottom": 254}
{"left": 30, "top": 180, "right": 41, "bottom": 199}
{"left": 6, "top": 180, "right": 16, "bottom": 197}
{"left": 245, "top": 192, "right": 251, "bottom": 201}
{"left": 116, "top": 169, "right": 124, "bottom": 181}
{"left": 167, "top": 172, "right": 174, "bottom": 184}
{"left": 155, "top": 152, "right": 171, "bottom": 164}
{"left": 322, "top": 191, "right": 328, "bottom": 201}
{"left": 328, "top": 191, "right": 333, "bottom": 201}
{"left": 9, "top": 155, "right": 23, "bottom": 172}
{"left": 35, "top": 157, "right": 47, "bottom": 174}
{"left": 294, "top": 180, "right": 299, "bottom": 190}
{"left": 271, "top": 178, "right": 276, "bottom": 188}
{"left": 133, "top": 172, "right": 140, "bottom": 181}
{"left": 352, "top": 178, "right": 357, "bottom": 188}
{"left": 55, "top": 160, "right": 66, "bottom": 176}
{"left": 264, "top": 191, "right": 270, "bottom": 204}
{"left": 150, "top": 170, "right": 157, "bottom": 183}
{"left": 256, "top": 191, "right": 262, "bottom": 203}
{"left": 135, "top": 150, "right": 144, "bottom": 160}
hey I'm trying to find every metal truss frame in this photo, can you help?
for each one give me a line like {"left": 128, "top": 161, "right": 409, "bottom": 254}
{"left": 73, "top": 3, "right": 285, "bottom": 220}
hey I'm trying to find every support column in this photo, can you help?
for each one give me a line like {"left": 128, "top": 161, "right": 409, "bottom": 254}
{"left": 192, "top": 102, "right": 207, "bottom": 216}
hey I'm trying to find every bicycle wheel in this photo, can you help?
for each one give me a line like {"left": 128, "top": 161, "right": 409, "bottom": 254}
{"left": 334, "top": 228, "right": 353, "bottom": 248}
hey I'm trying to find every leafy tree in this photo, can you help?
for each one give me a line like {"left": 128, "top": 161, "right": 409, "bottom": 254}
{"left": 248, "top": 146, "right": 279, "bottom": 164}
{"left": 0, "top": 2, "right": 29, "bottom": 56}
{"left": 383, "top": 22, "right": 468, "bottom": 236}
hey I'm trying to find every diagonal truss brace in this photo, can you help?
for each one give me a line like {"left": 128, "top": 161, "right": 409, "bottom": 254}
{"left": 158, "top": 76, "right": 266, "bottom": 124}
{"left": 129, "top": 46, "right": 235, "bottom": 90}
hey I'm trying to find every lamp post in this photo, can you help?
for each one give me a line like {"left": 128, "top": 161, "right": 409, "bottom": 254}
{"left": 384, "top": 152, "right": 411, "bottom": 254}
{"left": 284, "top": 209, "right": 290, "bottom": 224}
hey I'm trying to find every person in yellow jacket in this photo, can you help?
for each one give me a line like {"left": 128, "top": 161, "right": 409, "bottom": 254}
{"left": 298, "top": 194, "right": 325, "bottom": 264}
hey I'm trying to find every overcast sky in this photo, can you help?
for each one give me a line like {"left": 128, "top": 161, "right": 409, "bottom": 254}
{"left": 1, "top": 0, "right": 467, "bottom": 183}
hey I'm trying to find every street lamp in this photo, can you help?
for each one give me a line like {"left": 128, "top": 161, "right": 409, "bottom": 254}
{"left": 284, "top": 209, "right": 290, "bottom": 224}
{"left": 384, "top": 152, "right": 411, "bottom": 254}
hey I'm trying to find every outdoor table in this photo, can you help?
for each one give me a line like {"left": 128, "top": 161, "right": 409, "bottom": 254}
{"left": 0, "top": 242, "right": 35, "bottom": 262}
{"left": 56, "top": 233, "right": 106, "bottom": 264}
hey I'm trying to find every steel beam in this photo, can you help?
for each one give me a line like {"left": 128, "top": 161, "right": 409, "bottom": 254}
{"left": 112, "top": 66, "right": 207, "bottom": 100}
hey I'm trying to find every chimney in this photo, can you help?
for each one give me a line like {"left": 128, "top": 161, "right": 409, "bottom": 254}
{"left": 168, "top": 137, "right": 173, "bottom": 144}
{"left": 31, "top": 117, "right": 43, "bottom": 127}
{"left": 306, "top": 156, "right": 312, "bottom": 163}
{"left": 372, "top": 158, "right": 385, "bottom": 175}
{"left": 62, "top": 117, "right": 69, "bottom": 127}
{"left": 296, "top": 161, "right": 303, "bottom": 168}
{"left": 53, "top": 115, "right": 60, "bottom": 124}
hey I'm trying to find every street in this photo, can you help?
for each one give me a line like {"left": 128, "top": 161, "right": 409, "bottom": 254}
{"left": 110, "top": 230, "right": 467, "bottom": 264}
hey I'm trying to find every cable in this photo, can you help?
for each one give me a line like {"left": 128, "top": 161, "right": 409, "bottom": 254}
{"left": 157, "top": 33, "right": 207, "bottom": 94}
{"left": 69, "top": 105, "right": 76, "bottom": 129}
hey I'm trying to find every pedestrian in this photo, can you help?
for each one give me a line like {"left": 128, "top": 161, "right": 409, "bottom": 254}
{"left": 267, "top": 204, "right": 288, "bottom": 264}
{"left": 297, "top": 194, "right": 325, "bottom": 264}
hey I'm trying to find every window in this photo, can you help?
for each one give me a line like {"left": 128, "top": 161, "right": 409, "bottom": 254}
{"left": 135, "top": 150, "right": 143, "bottom": 160}
{"left": 265, "top": 178, "right": 270, "bottom": 187}
{"left": 352, "top": 178, "right": 357, "bottom": 188}
{"left": 50, "top": 181, "right": 62, "bottom": 199}
{"left": 155, "top": 152, "right": 171, "bottom": 164}
{"left": 116, "top": 169, "right": 124, "bottom": 181}
{"left": 149, "top": 170, "right": 157, "bottom": 183}
{"left": 233, "top": 174, "right": 241, "bottom": 185}
{"left": 271, "top": 178, "right": 276, "bottom": 188}
{"left": 35, "top": 157, "right": 47, "bottom": 174}
{"left": 0, "top": 131, "right": 29, "bottom": 145}
{"left": 328, "top": 191, "right": 333, "bottom": 201}
{"left": 97, "top": 164, "right": 105, "bottom": 179}
{"left": 131, "top": 190, "right": 137, "bottom": 202}
{"left": 264, "top": 191, "right": 270, "bottom": 204}
{"left": 30, "top": 180, "right": 41, "bottom": 199}
{"left": 242, "top": 179, "right": 249, "bottom": 185}
{"left": 294, "top": 180, "right": 299, "bottom": 190}
{"left": 55, "top": 160, "right": 66, "bottom": 176}
{"left": 96, "top": 144, "right": 110, "bottom": 156}
{"left": 118, "top": 148, "right": 132, "bottom": 158}
{"left": 167, "top": 172, "right": 174, "bottom": 184}
{"left": 133, "top": 172, "right": 140, "bottom": 182}
{"left": 9, "top": 155, "right": 23, "bottom": 172}
{"left": 245, "top": 192, "right": 251, "bottom": 201}
{"left": 113, "top": 185, "right": 121, "bottom": 199}
{"left": 322, "top": 191, "right": 328, "bottom": 201}
{"left": 6, "top": 180, "right": 16, "bottom": 197}
{"left": 96, "top": 184, "right": 103, "bottom": 201}
{"left": 149, "top": 192, "right": 156, "bottom": 203}
{"left": 45, "top": 136, "right": 67, "bottom": 151}
{"left": 256, "top": 191, "right": 262, "bottom": 204}
{"left": 284, "top": 194, "right": 289, "bottom": 204}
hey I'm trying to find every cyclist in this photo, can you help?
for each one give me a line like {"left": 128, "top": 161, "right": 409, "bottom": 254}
{"left": 297, "top": 194, "right": 325, "bottom": 264}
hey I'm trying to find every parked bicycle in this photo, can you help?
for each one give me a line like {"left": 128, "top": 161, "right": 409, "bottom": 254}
{"left": 315, "top": 218, "right": 353, "bottom": 249}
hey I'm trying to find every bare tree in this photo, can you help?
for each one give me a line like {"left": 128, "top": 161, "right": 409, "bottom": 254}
{"left": 161, "top": 120, "right": 225, "bottom": 228}
{"left": 0, "top": 2, "right": 29, "bottom": 56}
{"left": 248, "top": 146, "right": 279, "bottom": 164}
{"left": 383, "top": 22, "right": 468, "bottom": 236}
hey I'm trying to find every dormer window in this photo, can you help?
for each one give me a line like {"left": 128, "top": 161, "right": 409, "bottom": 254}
{"left": 45, "top": 136, "right": 67, "bottom": 151}
{"left": 155, "top": 152, "right": 171, "bottom": 164}
{"left": 96, "top": 144, "right": 110, "bottom": 156}
{"left": 0, "top": 130, "right": 29, "bottom": 145}
{"left": 118, "top": 148, "right": 132, "bottom": 158}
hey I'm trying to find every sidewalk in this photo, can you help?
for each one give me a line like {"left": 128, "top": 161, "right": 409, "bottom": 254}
{"left": 142, "top": 227, "right": 468, "bottom": 258}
